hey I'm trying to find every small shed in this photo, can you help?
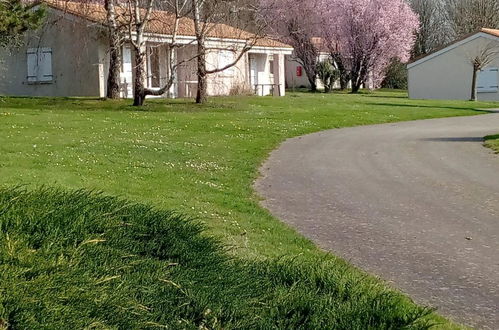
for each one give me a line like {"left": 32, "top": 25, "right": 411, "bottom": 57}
{"left": 408, "top": 28, "right": 499, "bottom": 101}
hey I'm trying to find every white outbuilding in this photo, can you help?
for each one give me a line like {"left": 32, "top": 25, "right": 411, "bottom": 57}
{"left": 408, "top": 28, "right": 499, "bottom": 101}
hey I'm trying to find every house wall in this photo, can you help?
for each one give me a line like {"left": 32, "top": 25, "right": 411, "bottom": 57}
{"left": 206, "top": 48, "right": 250, "bottom": 96}
{"left": 285, "top": 53, "right": 342, "bottom": 90}
{"left": 174, "top": 46, "right": 283, "bottom": 98}
{"left": 0, "top": 9, "right": 105, "bottom": 97}
{"left": 285, "top": 56, "right": 310, "bottom": 89}
{"left": 408, "top": 35, "right": 499, "bottom": 101}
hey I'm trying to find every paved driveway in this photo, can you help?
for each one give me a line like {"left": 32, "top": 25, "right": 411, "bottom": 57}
{"left": 256, "top": 112, "right": 499, "bottom": 329}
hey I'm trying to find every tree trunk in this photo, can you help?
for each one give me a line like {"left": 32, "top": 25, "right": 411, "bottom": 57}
{"left": 193, "top": 0, "right": 207, "bottom": 104}
{"left": 105, "top": 0, "right": 121, "bottom": 99}
{"left": 350, "top": 70, "right": 362, "bottom": 93}
{"left": 133, "top": 49, "right": 147, "bottom": 106}
{"left": 470, "top": 66, "right": 478, "bottom": 101}
{"left": 107, "top": 40, "right": 121, "bottom": 99}
{"left": 196, "top": 41, "right": 208, "bottom": 104}
{"left": 351, "top": 82, "right": 361, "bottom": 93}
{"left": 324, "top": 82, "right": 331, "bottom": 93}
{"left": 339, "top": 75, "right": 348, "bottom": 90}
{"left": 305, "top": 69, "right": 317, "bottom": 92}
{"left": 350, "top": 61, "right": 368, "bottom": 93}
{"left": 332, "top": 53, "right": 349, "bottom": 90}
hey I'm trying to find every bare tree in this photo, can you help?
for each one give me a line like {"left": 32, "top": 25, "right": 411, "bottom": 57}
{"left": 191, "top": 0, "right": 262, "bottom": 104}
{"left": 260, "top": 0, "right": 321, "bottom": 92}
{"left": 323, "top": 39, "right": 350, "bottom": 91}
{"left": 109, "top": 0, "right": 260, "bottom": 106}
{"left": 126, "top": 0, "right": 155, "bottom": 106}
{"left": 289, "top": 33, "right": 319, "bottom": 92}
{"left": 104, "top": 0, "right": 122, "bottom": 99}
{"left": 469, "top": 41, "right": 499, "bottom": 101}
{"left": 445, "top": 0, "right": 499, "bottom": 38}
{"left": 410, "top": 0, "right": 447, "bottom": 57}
{"left": 124, "top": 0, "right": 195, "bottom": 106}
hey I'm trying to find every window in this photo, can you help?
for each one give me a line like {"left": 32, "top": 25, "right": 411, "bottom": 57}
{"left": 269, "top": 55, "right": 275, "bottom": 84}
{"left": 477, "top": 67, "right": 499, "bottom": 93}
{"left": 147, "top": 45, "right": 161, "bottom": 88}
{"left": 27, "top": 47, "right": 53, "bottom": 83}
{"left": 269, "top": 59, "right": 274, "bottom": 74}
{"left": 218, "top": 50, "right": 235, "bottom": 75}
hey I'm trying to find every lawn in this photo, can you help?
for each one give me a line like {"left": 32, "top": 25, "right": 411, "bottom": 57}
{"left": 484, "top": 134, "right": 499, "bottom": 153}
{"left": 0, "top": 187, "right": 435, "bottom": 329}
{"left": 0, "top": 90, "right": 496, "bottom": 328}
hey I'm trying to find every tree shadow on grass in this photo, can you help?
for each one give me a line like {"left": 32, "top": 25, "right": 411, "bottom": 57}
{"left": 362, "top": 94, "right": 408, "bottom": 100}
{"left": 0, "top": 187, "right": 436, "bottom": 330}
{"left": 363, "top": 102, "right": 495, "bottom": 113}
{"left": 0, "top": 95, "right": 244, "bottom": 114}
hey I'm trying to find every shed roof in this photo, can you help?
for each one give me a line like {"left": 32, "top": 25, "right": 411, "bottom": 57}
{"left": 408, "top": 28, "right": 499, "bottom": 68}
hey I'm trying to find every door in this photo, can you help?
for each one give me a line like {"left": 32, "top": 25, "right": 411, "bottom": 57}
{"left": 249, "top": 55, "right": 258, "bottom": 93}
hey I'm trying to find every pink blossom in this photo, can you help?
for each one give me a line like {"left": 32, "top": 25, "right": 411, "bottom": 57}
{"left": 322, "top": 0, "right": 420, "bottom": 89}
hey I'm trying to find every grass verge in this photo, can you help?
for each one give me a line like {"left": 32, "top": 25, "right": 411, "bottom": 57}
{"left": 484, "top": 134, "right": 499, "bottom": 153}
{"left": 0, "top": 187, "right": 435, "bottom": 329}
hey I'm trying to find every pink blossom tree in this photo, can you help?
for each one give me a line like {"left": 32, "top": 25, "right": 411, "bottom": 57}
{"left": 259, "top": 0, "right": 322, "bottom": 91}
{"left": 322, "top": 0, "right": 419, "bottom": 93}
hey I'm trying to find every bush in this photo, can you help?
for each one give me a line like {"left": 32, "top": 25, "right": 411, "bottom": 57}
{"left": 317, "top": 60, "right": 340, "bottom": 93}
{"left": 229, "top": 82, "right": 254, "bottom": 96}
{"left": 381, "top": 60, "right": 408, "bottom": 89}
{"left": 0, "top": 187, "right": 435, "bottom": 329}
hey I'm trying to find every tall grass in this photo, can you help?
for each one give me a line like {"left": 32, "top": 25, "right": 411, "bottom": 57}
{"left": 0, "top": 187, "right": 434, "bottom": 329}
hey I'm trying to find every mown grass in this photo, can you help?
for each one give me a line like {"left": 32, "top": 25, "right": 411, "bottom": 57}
{"left": 484, "top": 134, "right": 499, "bottom": 153}
{"left": 0, "top": 187, "right": 435, "bottom": 329}
{"left": 0, "top": 90, "right": 496, "bottom": 328}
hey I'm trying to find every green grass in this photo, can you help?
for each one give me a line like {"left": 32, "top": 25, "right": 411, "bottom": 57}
{"left": 484, "top": 134, "right": 499, "bottom": 153}
{"left": 0, "top": 187, "right": 435, "bottom": 329}
{"left": 0, "top": 90, "right": 496, "bottom": 328}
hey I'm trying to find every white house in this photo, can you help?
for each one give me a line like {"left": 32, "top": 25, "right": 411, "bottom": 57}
{"left": 408, "top": 28, "right": 499, "bottom": 101}
{"left": 0, "top": 0, "right": 293, "bottom": 99}
{"left": 284, "top": 38, "right": 373, "bottom": 91}
{"left": 285, "top": 38, "right": 330, "bottom": 90}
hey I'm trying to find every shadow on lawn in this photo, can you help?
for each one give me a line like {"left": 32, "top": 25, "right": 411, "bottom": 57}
{"left": 364, "top": 102, "right": 495, "bottom": 113}
{"left": 0, "top": 95, "right": 243, "bottom": 114}
{"left": 0, "top": 187, "right": 436, "bottom": 330}
{"left": 362, "top": 94, "right": 408, "bottom": 100}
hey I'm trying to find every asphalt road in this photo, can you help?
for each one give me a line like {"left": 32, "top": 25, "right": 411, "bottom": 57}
{"left": 255, "top": 111, "right": 499, "bottom": 329}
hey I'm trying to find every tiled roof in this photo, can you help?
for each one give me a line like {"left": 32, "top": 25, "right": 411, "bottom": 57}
{"left": 42, "top": 0, "right": 292, "bottom": 49}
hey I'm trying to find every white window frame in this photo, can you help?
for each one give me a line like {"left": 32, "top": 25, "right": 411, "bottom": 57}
{"left": 269, "top": 55, "right": 275, "bottom": 84}
{"left": 477, "top": 67, "right": 499, "bottom": 93}
{"left": 27, "top": 47, "right": 54, "bottom": 84}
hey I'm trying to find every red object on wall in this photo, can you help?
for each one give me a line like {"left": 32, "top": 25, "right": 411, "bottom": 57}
{"left": 296, "top": 66, "right": 303, "bottom": 77}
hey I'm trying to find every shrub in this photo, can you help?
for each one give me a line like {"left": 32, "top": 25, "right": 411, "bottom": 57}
{"left": 317, "top": 60, "right": 340, "bottom": 93}
{"left": 381, "top": 60, "right": 408, "bottom": 89}
{"left": 229, "top": 82, "right": 254, "bottom": 96}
